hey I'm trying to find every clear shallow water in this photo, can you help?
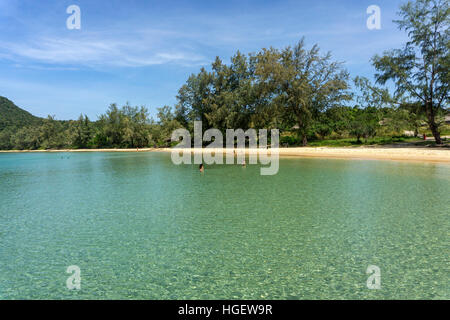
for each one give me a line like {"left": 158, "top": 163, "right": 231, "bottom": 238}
{"left": 0, "top": 152, "right": 448, "bottom": 299}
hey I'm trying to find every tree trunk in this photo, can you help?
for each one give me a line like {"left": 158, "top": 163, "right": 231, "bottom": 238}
{"left": 357, "top": 135, "right": 361, "bottom": 143}
{"left": 296, "top": 113, "right": 308, "bottom": 146}
{"left": 425, "top": 102, "right": 442, "bottom": 144}
{"left": 428, "top": 120, "right": 442, "bottom": 144}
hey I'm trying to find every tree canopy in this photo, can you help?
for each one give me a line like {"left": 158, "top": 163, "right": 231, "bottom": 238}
{"left": 0, "top": 0, "right": 448, "bottom": 150}
{"left": 372, "top": 0, "right": 449, "bottom": 143}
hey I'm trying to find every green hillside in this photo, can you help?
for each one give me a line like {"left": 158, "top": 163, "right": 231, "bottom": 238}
{"left": 0, "top": 96, "right": 42, "bottom": 130}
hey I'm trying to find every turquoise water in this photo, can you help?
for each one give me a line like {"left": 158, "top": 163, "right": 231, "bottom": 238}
{"left": 0, "top": 152, "right": 448, "bottom": 299}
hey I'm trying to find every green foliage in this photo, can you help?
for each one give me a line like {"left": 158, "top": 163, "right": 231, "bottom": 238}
{"left": 308, "top": 136, "right": 422, "bottom": 147}
{"left": 280, "top": 135, "right": 300, "bottom": 146}
{"left": 174, "top": 39, "right": 352, "bottom": 146}
{"left": 349, "top": 107, "right": 381, "bottom": 143}
{"left": 154, "top": 105, "right": 183, "bottom": 146}
{"left": 73, "top": 114, "right": 93, "bottom": 148}
{"left": 251, "top": 39, "right": 352, "bottom": 145}
{"left": 1, "top": 0, "right": 447, "bottom": 150}
{"left": 93, "top": 103, "right": 155, "bottom": 148}
{"left": 371, "top": 0, "right": 449, "bottom": 143}
{"left": 0, "top": 102, "right": 164, "bottom": 150}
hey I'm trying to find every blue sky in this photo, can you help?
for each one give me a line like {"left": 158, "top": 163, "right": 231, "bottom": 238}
{"left": 0, "top": 0, "right": 408, "bottom": 120}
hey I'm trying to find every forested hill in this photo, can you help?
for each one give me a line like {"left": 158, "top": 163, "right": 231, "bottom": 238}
{"left": 0, "top": 96, "right": 42, "bottom": 130}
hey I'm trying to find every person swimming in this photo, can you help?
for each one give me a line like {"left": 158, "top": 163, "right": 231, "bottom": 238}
{"left": 199, "top": 163, "right": 204, "bottom": 172}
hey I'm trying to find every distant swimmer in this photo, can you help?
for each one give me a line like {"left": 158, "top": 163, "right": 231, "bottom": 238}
{"left": 242, "top": 158, "right": 246, "bottom": 167}
{"left": 199, "top": 163, "right": 204, "bottom": 172}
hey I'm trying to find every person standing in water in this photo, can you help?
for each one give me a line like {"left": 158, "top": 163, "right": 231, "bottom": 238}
{"left": 199, "top": 163, "right": 204, "bottom": 172}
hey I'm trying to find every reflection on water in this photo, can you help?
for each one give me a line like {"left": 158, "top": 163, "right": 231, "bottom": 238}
{"left": 0, "top": 152, "right": 448, "bottom": 299}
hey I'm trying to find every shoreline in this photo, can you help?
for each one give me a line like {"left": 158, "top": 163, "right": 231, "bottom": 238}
{"left": 1, "top": 146, "right": 449, "bottom": 163}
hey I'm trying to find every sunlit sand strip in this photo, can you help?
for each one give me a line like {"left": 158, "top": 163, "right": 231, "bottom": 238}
{"left": 159, "top": 147, "right": 450, "bottom": 163}
{"left": 1, "top": 147, "right": 449, "bottom": 163}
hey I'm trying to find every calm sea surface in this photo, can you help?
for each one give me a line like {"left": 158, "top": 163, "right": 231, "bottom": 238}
{"left": 0, "top": 152, "right": 448, "bottom": 299}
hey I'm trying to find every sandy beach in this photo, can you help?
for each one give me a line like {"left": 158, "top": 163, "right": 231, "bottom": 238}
{"left": 277, "top": 147, "right": 450, "bottom": 163}
{"left": 1, "top": 146, "right": 449, "bottom": 163}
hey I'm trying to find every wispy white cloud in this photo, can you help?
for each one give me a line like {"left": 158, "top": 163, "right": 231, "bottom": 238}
{"left": 0, "top": 30, "right": 208, "bottom": 68}
{"left": 0, "top": 0, "right": 410, "bottom": 120}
